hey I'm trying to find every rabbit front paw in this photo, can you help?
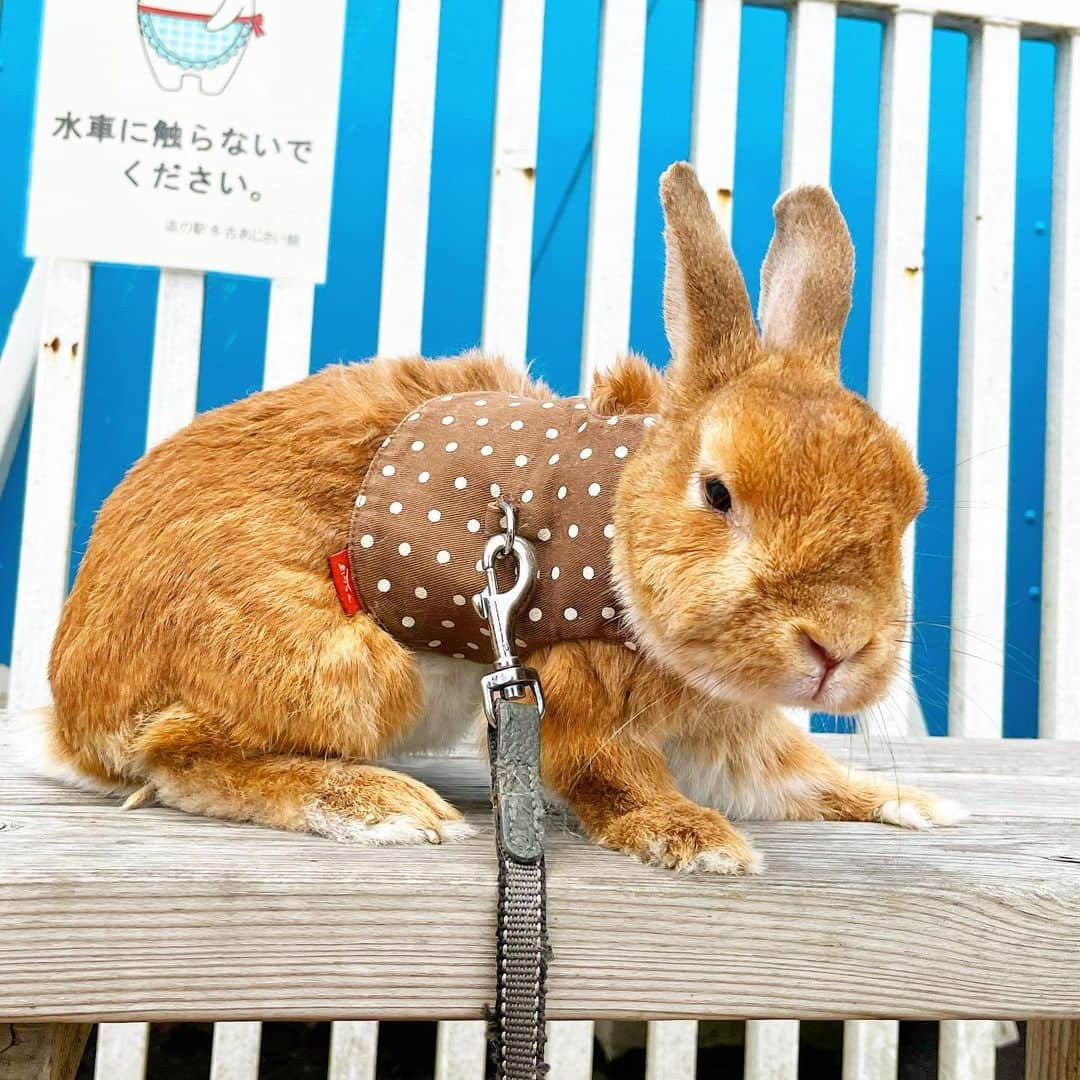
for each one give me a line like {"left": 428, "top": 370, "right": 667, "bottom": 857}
{"left": 871, "top": 788, "right": 968, "bottom": 830}
{"left": 600, "top": 802, "right": 763, "bottom": 875}
{"left": 305, "top": 763, "right": 476, "bottom": 846}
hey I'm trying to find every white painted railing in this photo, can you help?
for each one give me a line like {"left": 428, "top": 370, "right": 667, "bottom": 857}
{"left": 2, "top": 0, "right": 1077, "bottom": 1077}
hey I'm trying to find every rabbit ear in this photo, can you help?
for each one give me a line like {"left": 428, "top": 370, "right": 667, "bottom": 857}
{"left": 659, "top": 162, "right": 758, "bottom": 414}
{"left": 758, "top": 186, "right": 854, "bottom": 370}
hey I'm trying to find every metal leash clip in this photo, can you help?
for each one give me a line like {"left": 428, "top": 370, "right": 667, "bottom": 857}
{"left": 474, "top": 500, "right": 545, "bottom": 726}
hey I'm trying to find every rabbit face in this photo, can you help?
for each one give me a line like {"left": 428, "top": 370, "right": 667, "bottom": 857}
{"left": 611, "top": 164, "right": 925, "bottom": 715}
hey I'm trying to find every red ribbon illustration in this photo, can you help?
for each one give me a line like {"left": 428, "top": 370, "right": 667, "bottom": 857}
{"left": 137, "top": 6, "right": 266, "bottom": 37}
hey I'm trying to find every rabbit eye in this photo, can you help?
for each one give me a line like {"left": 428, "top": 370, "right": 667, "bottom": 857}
{"left": 703, "top": 477, "right": 732, "bottom": 514}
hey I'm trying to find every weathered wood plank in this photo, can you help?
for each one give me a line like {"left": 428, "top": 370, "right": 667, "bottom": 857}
{"left": 263, "top": 283, "right": 314, "bottom": 390}
{"left": 781, "top": 0, "right": 836, "bottom": 189}
{"left": 1, "top": 736, "right": 1077, "bottom": 1023}
{"left": 327, "top": 1021, "right": 378, "bottom": 1080}
{"left": 746, "top": 1019, "right": 799, "bottom": 1079}
{"left": 1026, "top": 1019, "right": 1079, "bottom": 1080}
{"left": 146, "top": 269, "right": 203, "bottom": 448}
{"left": 938, "top": 1019, "right": 996, "bottom": 1080}
{"left": 645, "top": 1020, "right": 697, "bottom": 1079}
{"left": 433, "top": 1021, "right": 486, "bottom": 1080}
{"left": 0, "top": 1023, "right": 90, "bottom": 1080}
{"left": 208, "top": 1021, "right": 261, "bottom": 1080}
{"left": 842, "top": 1018, "right": 898, "bottom": 1080}
{"left": 91, "top": 1023, "right": 148, "bottom": 1080}
{"left": 546, "top": 1020, "right": 593, "bottom": 1078}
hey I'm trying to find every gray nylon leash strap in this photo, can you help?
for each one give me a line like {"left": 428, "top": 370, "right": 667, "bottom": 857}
{"left": 487, "top": 698, "right": 549, "bottom": 1079}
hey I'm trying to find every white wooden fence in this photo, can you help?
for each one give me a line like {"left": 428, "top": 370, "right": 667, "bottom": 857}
{"left": 2, "top": 0, "right": 1079, "bottom": 1077}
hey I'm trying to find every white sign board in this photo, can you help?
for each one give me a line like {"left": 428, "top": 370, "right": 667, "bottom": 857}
{"left": 26, "top": 0, "right": 346, "bottom": 283}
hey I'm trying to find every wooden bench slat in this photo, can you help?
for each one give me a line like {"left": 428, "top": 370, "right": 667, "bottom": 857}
{"left": 948, "top": 19, "right": 1019, "bottom": 740}
{"left": 780, "top": 0, "right": 836, "bottom": 189}
{"left": 8, "top": 259, "right": 90, "bottom": 714}
{"left": 938, "top": 1019, "right": 997, "bottom": 1080}
{"left": 209, "top": 1021, "right": 262, "bottom": 1080}
{"left": 745, "top": 1018, "right": 799, "bottom": 1079}
{"left": 1040, "top": 30, "right": 1080, "bottom": 740}
{"left": 579, "top": 0, "right": 646, "bottom": 385}
{"left": 644, "top": 1020, "right": 698, "bottom": 1079}
{"left": 264, "top": 283, "right": 315, "bottom": 391}
{"left": 433, "top": 1021, "right": 486, "bottom": 1080}
{"left": 92, "top": 1023, "right": 148, "bottom": 1080}
{"left": 327, "top": 1020, "right": 378, "bottom": 1080}
{"left": 545, "top": 1020, "right": 594, "bottom": 1078}
{"left": 481, "top": 0, "right": 545, "bottom": 367}
{"left": 2, "top": 736, "right": 1077, "bottom": 1023}
{"left": 377, "top": 0, "right": 442, "bottom": 358}
{"left": 842, "top": 1018, "right": 898, "bottom": 1080}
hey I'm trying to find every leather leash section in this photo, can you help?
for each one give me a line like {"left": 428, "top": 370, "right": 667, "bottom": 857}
{"left": 474, "top": 502, "right": 550, "bottom": 1079}
{"left": 488, "top": 700, "right": 548, "bottom": 1079}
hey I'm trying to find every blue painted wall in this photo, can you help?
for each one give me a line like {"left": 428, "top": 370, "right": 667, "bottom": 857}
{"left": 0, "top": 2, "right": 1054, "bottom": 735}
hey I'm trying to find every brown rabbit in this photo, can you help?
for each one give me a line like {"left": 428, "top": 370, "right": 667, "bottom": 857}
{"left": 31, "top": 163, "right": 962, "bottom": 873}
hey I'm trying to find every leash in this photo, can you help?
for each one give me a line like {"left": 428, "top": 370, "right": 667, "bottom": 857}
{"left": 476, "top": 504, "right": 550, "bottom": 1079}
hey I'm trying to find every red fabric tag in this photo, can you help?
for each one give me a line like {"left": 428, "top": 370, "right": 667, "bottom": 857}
{"left": 328, "top": 548, "right": 362, "bottom": 615}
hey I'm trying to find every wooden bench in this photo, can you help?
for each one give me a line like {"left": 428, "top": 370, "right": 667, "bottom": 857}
{"left": 2, "top": 732, "right": 1078, "bottom": 1077}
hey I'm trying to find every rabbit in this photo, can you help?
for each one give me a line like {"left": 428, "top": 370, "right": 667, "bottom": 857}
{"left": 31, "top": 162, "right": 963, "bottom": 873}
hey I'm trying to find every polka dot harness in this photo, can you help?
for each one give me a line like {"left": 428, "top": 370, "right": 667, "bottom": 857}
{"left": 348, "top": 391, "right": 655, "bottom": 661}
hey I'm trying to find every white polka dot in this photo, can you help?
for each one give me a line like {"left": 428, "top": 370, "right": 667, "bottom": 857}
{"left": 475, "top": 399, "right": 487, "bottom": 406}
{"left": 381, "top": 436, "right": 392, "bottom": 448}
{"left": 550, "top": 566, "right": 560, "bottom": 580}
{"left": 454, "top": 476, "right": 468, "bottom": 490}
{"left": 467, "top": 642, "right": 480, "bottom": 650}
{"left": 510, "top": 419, "right": 524, "bottom": 431}
{"left": 573, "top": 402, "right": 587, "bottom": 410}
{"left": 515, "top": 638, "right": 528, "bottom": 649}
{"left": 582, "top": 565, "right": 595, "bottom": 580}
{"left": 452, "top": 653, "right": 465, "bottom": 660}
{"left": 579, "top": 447, "right": 593, "bottom": 460}
{"left": 476, "top": 559, "right": 484, "bottom": 572}
{"left": 491, "top": 483, "right": 501, "bottom": 497}
{"left": 441, "top": 395, "right": 453, "bottom": 402}
{"left": 355, "top": 493, "right": 366, "bottom": 508}
{"left": 604, "top": 523, "right": 615, "bottom": 539}
{"left": 445, "top": 441, "right": 459, "bottom": 452}
{"left": 521, "top": 489, "right": 534, "bottom": 503}
{"left": 480, "top": 626, "right": 490, "bottom": 636}
{"left": 402, "top": 616, "right": 415, "bottom": 628}
{"left": 614, "top": 445, "right": 629, "bottom": 458}
{"left": 398, "top": 542, "right": 412, "bottom": 556}
{"left": 557, "top": 486, "right": 568, "bottom": 499}
{"left": 643, "top": 416, "right": 657, "bottom": 427}
{"left": 382, "top": 464, "right": 396, "bottom": 477}
{"left": 411, "top": 440, "right": 425, "bottom": 451}
{"left": 406, "top": 412, "right": 421, "bottom": 422}
{"left": 415, "top": 586, "right": 428, "bottom": 599}
{"left": 428, "top": 640, "right": 441, "bottom": 648}
{"left": 418, "top": 470, "right": 431, "bottom": 483}
{"left": 564, "top": 607, "right": 578, "bottom": 620}
{"left": 428, "top": 509, "right": 442, "bottom": 523}
{"left": 476, "top": 416, "right": 489, "bottom": 426}
{"left": 545, "top": 428, "right": 559, "bottom": 439}
{"left": 588, "top": 482, "right": 601, "bottom": 496}
{"left": 515, "top": 454, "right": 529, "bottom": 467}
{"left": 360, "top": 534, "right": 374, "bottom": 549}
{"left": 602, "top": 606, "right": 616, "bottom": 620}
{"left": 607, "top": 416, "right": 619, "bottom": 426}
{"left": 441, "top": 415, "right": 455, "bottom": 425}
{"left": 389, "top": 501, "right": 403, "bottom": 515}
{"left": 528, "top": 608, "right": 543, "bottom": 622}
{"left": 436, "top": 550, "right": 451, "bottom": 564}
{"left": 568, "top": 524, "right": 579, "bottom": 538}
{"left": 508, "top": 401, "right": 522, "bottom": 408}
{"left": 453, "top": 594, "right": 467, "bottom": 606}
{"left": 441, "top": 620, "right": 455, "bottom": 629}
{"left": 377, "top": 578, "right": 391, "bottom": 593}
{"left": 542, "top": 401, "right": 555, "bottom": 409}
{"left": 467, "top": 519, "right": 481, "bottom": 533}
{"left": 548, "top": 453, "right": 560, "bottom": 465}
{"left": 537, "top": 528, "right": 551, "bottom": 541}
{"left": 481, "top": 445, "right": 494, "bottom": 457}
{"left": 577, "top": 421, "right": 588, "bottom": 434}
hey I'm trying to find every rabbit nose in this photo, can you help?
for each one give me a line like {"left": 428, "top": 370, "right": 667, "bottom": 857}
{"left": 803, "top": 633, "right": 844, "bottom": 673}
